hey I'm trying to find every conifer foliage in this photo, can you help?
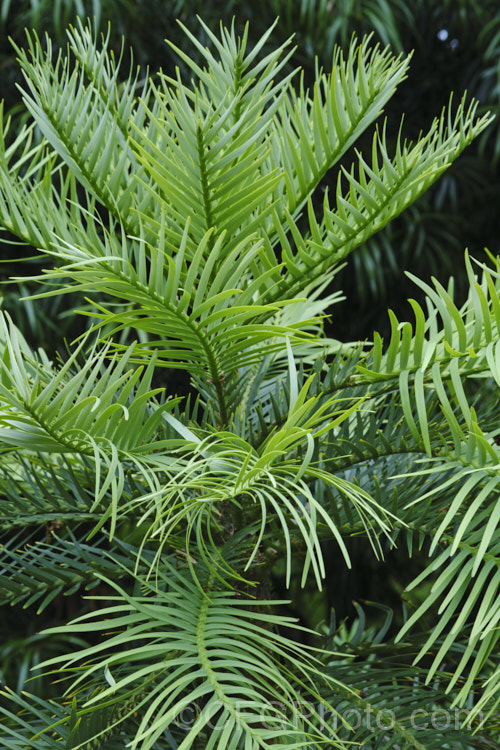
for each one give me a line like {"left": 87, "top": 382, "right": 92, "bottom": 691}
{"left": 0, "top": 18, "right": 498, "bottom": 749}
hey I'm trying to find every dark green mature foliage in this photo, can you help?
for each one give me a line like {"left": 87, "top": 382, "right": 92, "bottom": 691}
{"left": 0, "top": 18, "right": 498, "bottom": 749}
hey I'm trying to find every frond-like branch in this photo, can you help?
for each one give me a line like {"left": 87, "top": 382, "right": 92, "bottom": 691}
{"left": 37, "top": 565, "right": 348, "bottom": 750}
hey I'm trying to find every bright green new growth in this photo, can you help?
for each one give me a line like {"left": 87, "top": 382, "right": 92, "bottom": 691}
{"left": 0, "top": 17, "right": 498, "bottom": 749}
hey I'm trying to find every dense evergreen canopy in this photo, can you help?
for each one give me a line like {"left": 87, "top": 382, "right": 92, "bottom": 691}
{"left": 0, "top": 4, "right": 499, "bottom": 748}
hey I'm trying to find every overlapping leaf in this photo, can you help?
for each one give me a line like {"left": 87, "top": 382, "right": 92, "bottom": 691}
{"left": 12, "top": 20, "right": 149, "bottom": 231}
{"left": 0, "top": 530, "right": 146, "bottom": 612}
{"left": 37, "top": 564, "right": 347, "bottom": 750}
{"left": 267, "top": 98, "right": 492, "bottom": 303}
{"left": 0, "top": 313, "right": 182, "bottom": 536}
{"left": 0, "top": 16, "right": 498, "bottom": 750}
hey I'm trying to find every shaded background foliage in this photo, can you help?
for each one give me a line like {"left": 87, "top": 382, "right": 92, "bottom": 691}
{"left": 0, "top": 0, "right": 499, "bottom": 696}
